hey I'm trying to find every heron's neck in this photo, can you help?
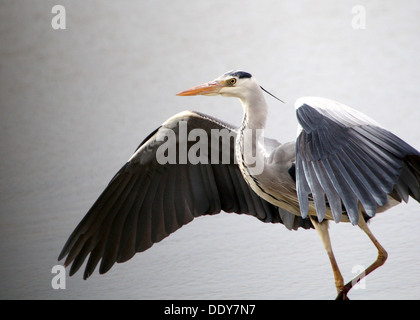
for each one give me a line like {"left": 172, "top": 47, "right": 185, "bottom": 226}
{"left": 239, "top": 91, "right": 268, "bottom": 131}
{"left": 236, "top": 90, "right": 268, "bottom": 178}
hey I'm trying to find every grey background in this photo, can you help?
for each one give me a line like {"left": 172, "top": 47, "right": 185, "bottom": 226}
{"left": 1, "top": 0, "right": 419, "bottom": 299}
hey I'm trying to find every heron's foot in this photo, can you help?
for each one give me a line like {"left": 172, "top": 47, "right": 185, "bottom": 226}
{"left": 335, "top": 288, "right": 350, "bottom": 300}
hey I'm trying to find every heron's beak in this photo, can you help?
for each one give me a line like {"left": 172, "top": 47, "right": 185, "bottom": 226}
{"left": 177, "top": 80, "right": 224, "bottom": 96}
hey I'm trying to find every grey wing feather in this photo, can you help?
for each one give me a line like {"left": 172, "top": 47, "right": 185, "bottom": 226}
{"left": 59, "top": 111, "right": 313, "bottom": 279}
{"left": 295, "top": 97, "right": 420, "bottom": 225}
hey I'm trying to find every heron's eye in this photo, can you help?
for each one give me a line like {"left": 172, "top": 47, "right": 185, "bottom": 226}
{"left": 227, "top": 78, "right": 237, "bottom": 86}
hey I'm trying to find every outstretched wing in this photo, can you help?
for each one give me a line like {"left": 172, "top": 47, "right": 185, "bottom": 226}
{"left": 295, "top": 97, "right": 420, "bottom": 225}
{"left": 59, "top": 111, "right": 312, "bottom": 279}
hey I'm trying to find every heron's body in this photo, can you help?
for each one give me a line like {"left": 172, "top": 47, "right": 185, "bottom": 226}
{"left": 59, "top": 70, "right": 420, "bottom": 299}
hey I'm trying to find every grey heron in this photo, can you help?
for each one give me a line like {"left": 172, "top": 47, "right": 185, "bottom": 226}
{"left": 58, "top": 70, "right": 420, "bottom": 299}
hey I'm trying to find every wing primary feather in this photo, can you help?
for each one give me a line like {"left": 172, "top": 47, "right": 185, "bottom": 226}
{"left": 321, "top": 156, "right": 359, "bottom": 224}
{"left": 162, "top": 166, "right": 177, "bottom": 235}
{"left": 151, "top": 170, "right": 169, "bottom": 243}
{"left": 346, "top": 138, "right": 396, "bottom": 193}
{"left": 394, "top": 179, "right": 409, "bottom": 203}
{"left": 188, "top": 164, "right": 211, "bottom": 214}
{"left": 201, "top": 164, "right": 221, "bottom": 214}
{"left": 399, "top": 164, "right": 420, "bottom": 200}
{"left": 301, "top": 157, "right": 326, "bottom": 221}
{"left": 311, "top": 160, "right": 342, "bottom": 222}
{"left": 116, "top": 170, "right": 150, "bottom": 263}
{"left": 295, "top": 152, "right": 311, "bottom": 218}
{"left": 63, "top": 171, "right": 133, "bottom": 267}
{"left": 69, "top": 236, "right": 94, "bottom": 276}
{"left": 345, "top": 141, "right": 390, "bottom": 205}
{"left": 98, "top": 174, "right": 138, "bottom": 274}
{"left": 83, "top": 233, "right": 107, "bottom": 279}
{"left": 100, "top": 173, "right": 140, "bottom": 270}
{"left": 172, "top": 165, "right": 187, "bottom": 226}
{"left": 174, "top": 165, "right": 195, "bottom": 226}
{"left": 336, "top": 151, "right": 377, "bottom": 216}
{"left": 134, "top": 169, "right": 159, "bottom": 253}
{"left": 350, "top": 130, "right": 400, "bottom": 177}
{"left": 225, "top": 165, "right": 243, "bottom": 213}
{"left": 59, "top": 169, "right": 128, "bottom": 261}
{"left": 212, "top": 163, "right": 235, "bottom": 210}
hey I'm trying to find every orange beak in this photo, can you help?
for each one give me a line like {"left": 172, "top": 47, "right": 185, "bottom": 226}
{"left": 177, "top": 80, "right": 224, "bottom": 96}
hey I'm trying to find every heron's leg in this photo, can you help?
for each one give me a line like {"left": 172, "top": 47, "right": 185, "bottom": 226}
{"left": 309, "top": 216, "right": 344, "bottom": 295}
{"left": 336, "top": 213, "right": 388, "bottom": 299}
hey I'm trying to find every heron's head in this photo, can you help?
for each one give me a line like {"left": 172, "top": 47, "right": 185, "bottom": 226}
{"left": 177, "top": 70, "right": 283, "bottom": 103}
{"left": 177, "top": 70, "right": 257, "bottom": 100}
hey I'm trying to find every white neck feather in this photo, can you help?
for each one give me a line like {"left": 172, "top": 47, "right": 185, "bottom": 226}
{"left": 236, "top": 85, "right": 268, "bottom": 177}
{"left": 239, "top": 86, "right": 268, "bottom": 131}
